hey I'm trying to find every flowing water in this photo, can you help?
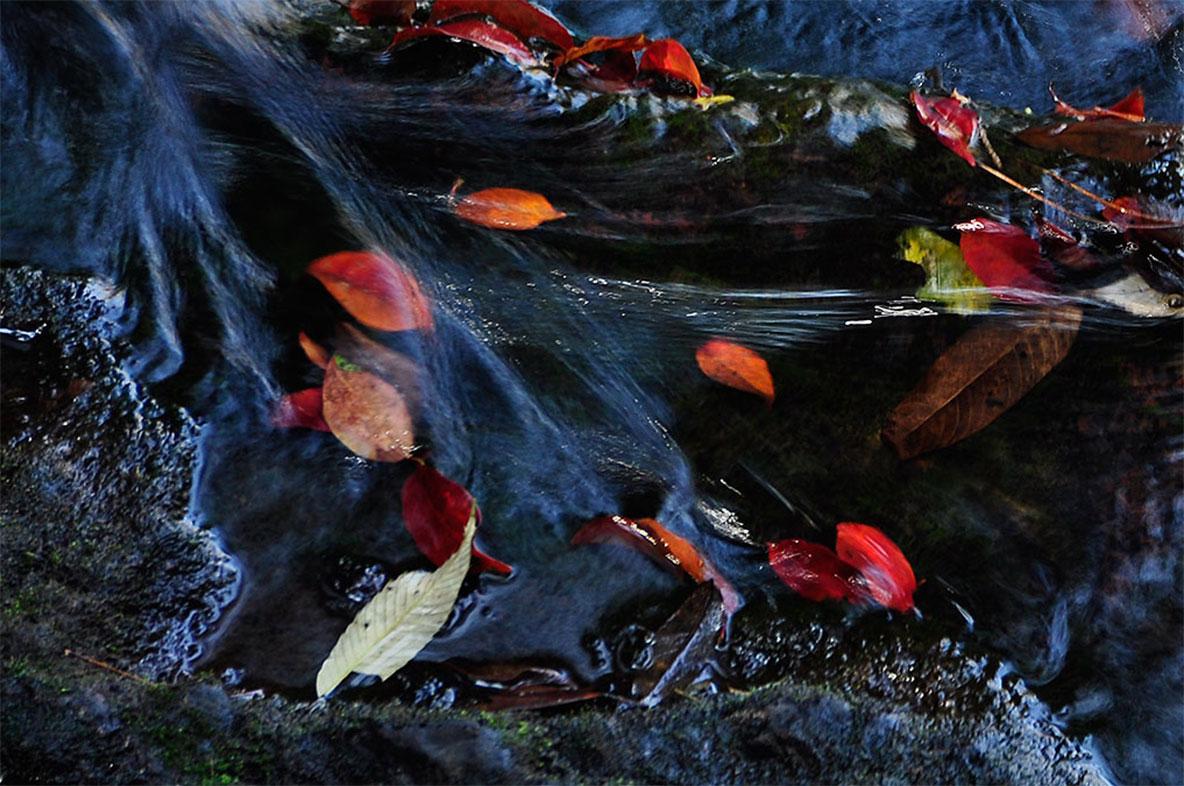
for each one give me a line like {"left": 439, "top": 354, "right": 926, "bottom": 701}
{"left": 2, "top": 1, "right": 1182, "bottom": 783}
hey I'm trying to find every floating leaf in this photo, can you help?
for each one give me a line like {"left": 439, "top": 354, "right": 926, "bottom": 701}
{"left": 1051, "top": 85, "right": 1145, "bottom": 123}
{"left": 835, "top": 523, "right": 917, "bottom": 613}
{"left": 955, "top": 219, "right": 1055, "bottom": 299}
{"left": 911, "top": 91, "right": 979, "bottom": 167}
{"left": 1016, "top": 120, "right": 1182, "bottom": 163}
{"left": 344, "top": 0, "right": 414, "bottom": 26}
{"left": 695, "top": 339, "right": 775, "bottom": 404}
{"left": 767, "top": 539, "right": 859, "bottom": 603}
{"left": 322, "top": 354, "right": 415, "bottom": 462}
{"left": 298, "top": 331, "right": 331, "bottom": 369}
{"left": 897, "top": 227, "right": 990, "bottom": 313}
{"left": 402, "top": 463, "right": 512, "bottom": 575}
{"left": 554, "top": 34, "right": 648, "bottom": 68}
{"left": 571, "top": 515, "right": 741, "bottom": 614}
{"left": 387, "top": 18, "right": 539, "bottom": 67}
{"left": 308, "top": 251, "right": 434, "bottom": 333}
{"left": 315, "top": 508, "right": 475, "bottom": 697}
{"left": 272, "top": 387, "right": 330, "bottom": 432}
{"left": 454, "top": 187, "right": 566, "bottom": 231}
{"left": 882, "top": 306, "right": 1083, "bottom": 459}
{"left": 637, "top": 39, "right": 711, "bottom": 97}
{"left": 429, "top": 0, "right": 573, "bottom": 50}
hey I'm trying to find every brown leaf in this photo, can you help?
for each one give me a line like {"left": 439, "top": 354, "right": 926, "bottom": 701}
{"left": 1016, "top": 120, "right": 1182, "bottom": 163}
{"left": 335, "top": 323, "right": 423, "bottom": 414}
{"left": 695, "top": 339, "right": 775, "bottom": 404}
{"left": 633, "top": 584, "right": 723, "bottom": 707}
{"left": 882, "top": 306, "right": 1083, "bottom": 460}
{"left": 322, "top": 354, "right": 415, "bottom": 461}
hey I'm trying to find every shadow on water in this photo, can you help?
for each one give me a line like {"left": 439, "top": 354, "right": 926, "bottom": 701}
{"left": 2, "top": 1, "right": 1182, "bottom": 782}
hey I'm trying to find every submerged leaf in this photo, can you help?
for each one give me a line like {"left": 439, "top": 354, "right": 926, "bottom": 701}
{"left": 637, "top": 39, "right": 710, "bottom": 97}
{"left": 454, "top": 187, "right": 566, "bottom": 231}
{"left": 335, "top": 323, "right": 423, "bottom": 414}
{"left": 897, "top": 227, "right": 990, "bottom": 313}
{"left": 344, "top": 0, "right": 414, "bottom": 26}
{"left": 429, "top": 0, "right": 573, "bottom": 50}
{"left": 695, "top": 339, "right": 775, "bottom": 404}
{"left": 387, "top": 18, "right": 539, "bottom": 67}
{"left": 882, "top": 306, "right": 1083, "bottom": 459}
{"left": 1016, "top": 119, "right": 1182, "bottom": 163}
{"left": 402, "top": 463, "right": 512, "bottom": 575}
{"left": 635, "top": 584, "right": 724, "bottom": 707}
{"left": 272, "top": 387, "right": 330, "bottom": 432}
{"left": 956, "top": 219, "right": 1055, "bottom": 299}
{"left": 322, "top": 354, "right": 415, "bottom": 461}
{"left": 308, "top": 251, "right": 433, "bottom": 333}
{"left": 767, "top": 539, "right": 859, "bottom": 603}
{"left": 910, "top": 91, "right": 979, "bottom": 167}
{"left": 316, "top": 509, "right": 476, "bottom": 697}
{"left": 834, "top": 523, "right": 917, "bottom": 613}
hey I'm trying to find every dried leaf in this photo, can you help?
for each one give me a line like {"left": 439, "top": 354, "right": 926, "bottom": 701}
{"left": 1051, "top": 85, "right": 1145, "bottom": 123}
{"left": 1016, "top": 120, "right": 1182, "bottom": 163}
{"left": 635, "top": 584, "right": 724, "bottom": 707}
{"left": 834, "top": 523, "right": 917, "bottom": 613}
{"left": 882, "top": 306, "right": 1083, "bottom": 459}
{"left": 695, "top": 339, "right": 775, "bottom": 404}
{"left": 571, "top": 515, "right": 741, "bottom": 615}
{"left": 454, "top": 187, "right": 566, "bottom": 231}
{"left": 767, "top": 539, "right": 860, "bottom": 603}
{"left": 298, "top": 331, "right": 331, "bottom": 369}
{"left": 315, "top": 509, "right": 475, "bottom": 697}
{"left": 308, "top": 251, "right": 433, "bottom": 333}
{"left": 897, "top": 227, "right": 990, "bottom": 313}
{"left": 272, "top": 387, "right": 330, "bottom": 432}
{"left": 387, "top": 18, "right": 539, "bottom": 67}
{"left": 402, "top": 463, "right": 512, "bottom": 575}
{"left": 429, "top": 0, "right": 573, "bottom": 50}
{"left": 637, "top": 39, "right": 711, "bottom": 97}
{"left": 322, "top": 354, "right": 415, "bottom": 462}
{"left": 955, "top": 219, "right": 1055, "bottom": 299}
{"left": 911, "top": 91, "right": 979, "bottom": 167}
{"left": 345, "top": 0, "right": 415, "bottom": 26}
{"left": 554, "top": 34, "right": 648, "bottom": 68}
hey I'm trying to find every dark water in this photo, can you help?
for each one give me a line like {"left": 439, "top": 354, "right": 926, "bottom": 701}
{"left": 2, "top": 1, "right": 1182, "bottom": 783}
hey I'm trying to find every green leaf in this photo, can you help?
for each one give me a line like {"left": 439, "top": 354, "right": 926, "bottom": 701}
{"left": 315, "top": 506, "right": 476, "bottom": 697}
{"left": 897, "top": 227, "right": 991, "bottom": 314}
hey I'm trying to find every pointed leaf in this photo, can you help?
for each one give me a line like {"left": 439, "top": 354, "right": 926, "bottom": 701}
{"left": 316, "top": 509, "right": 475, "bottom": 697}
{"left": 1051, "top": 85, "right": 1145, "bottom": 123}
{"left": 387, "top": 18, "right": 539, "bottom": 67}
{"left": 897, "top": 227, "right": 990, "bottom": 313}
{"left": 835, "top": 523, "right": 917, "bottom": 613}
{"left": 322, "top": 354, "right": 415, "bottom": 461}
{"left": 955, "top": 219, "right": 1056, "bottom": 300}
{"left": 695, "top": 339, "right": 775, "bottom": 404}
{"left": 882, "top": 306, "right": 1082, "bottom": 459}
{"left": 1016, "top": 120, "right": 1182, "bottom": 163}
{"left": 298, "top": 331, "right": 331, "bottom": 369}
{"left": 272, "top": 387, "right": 330, "bottom": 432}
{"left": 308, "top": 251, "right": 434, "bottom": 333}
{"left": 911, "top": 91, "right": 979, "bottom": 167}
{"left": 637, "top": 39, "right": 710, "bottom": 97}
{"left": 554, "top": 34, "right": 648, "bottom": 68}
{"left": 767, "top": 539, "right": 860, "bottom": 603}
{"left": 454, "top": 187, "right": 566, "bottom": 231}
{"left": 429, "top": 0, "right": 573, "bottom": 50}
{"left": 402, "top": 463, "right": 512, "bottom": 575}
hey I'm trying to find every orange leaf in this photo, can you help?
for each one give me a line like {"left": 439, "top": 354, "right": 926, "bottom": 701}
{"left": 308, "top": 251, "right": 434, "bottom": 333}
{"left": 429, "top": 0, "right": 573, "bottom": 50}
{"left": 834, "top": 523, "right": 917, "bottom": 613}
{"left": 272, "top": 387, "right": 330, "bottom": 432}
{"left": 454, "top": 187, "right": 566, "bottom": 231}
{"left": 298, "top": 331, "right": 331, "bottom": 370}
{"left": 637, "top": 38, "right": 710, "bottom": 97}
{"left": 695, "top": 339, "right": 775, "bottom": 404}
{"left": 554, "top": 34, "right": 648, "bottom": 68}
{"left": 322, "top": 355, "right": 415, "bottom": 462}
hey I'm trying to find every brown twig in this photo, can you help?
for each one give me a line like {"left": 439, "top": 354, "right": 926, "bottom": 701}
{"left": 1039, "top": 169, "right": 1184, "bottom": 229}
{"left": 63, "top": 648, "right": 153, "bottom": 685}
{"left": 976, "top": 162, "right": 1109, "bottom": 227}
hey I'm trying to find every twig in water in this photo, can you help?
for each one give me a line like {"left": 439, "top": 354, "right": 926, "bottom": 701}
{"left": 63, "top": 649, "right": 153, "bottom": 685}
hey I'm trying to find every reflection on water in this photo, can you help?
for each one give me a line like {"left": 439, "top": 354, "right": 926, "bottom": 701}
{"left": 1, "top": 1, "right": 1181, "bottom": 783}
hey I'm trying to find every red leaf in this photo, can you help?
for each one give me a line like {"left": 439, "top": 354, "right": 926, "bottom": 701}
{"left": 955, "top": 219, "right": 1055, "bottom": 299}
{"left": 429, "top": 0, "right": 573, "bottom": 50}
{"left": 695, "top": 339, "right": 775, "bottom": 404}
{"left": 272, "top": 387, "right": 330, "bottom": 432}
{"left": 1051, "top": 85, "right": 1145, "bottom": 123}
{"left": 387, "top": 18, "right": 539, "bottom": 67}
{"left": 454, "top": 187, "right": 566, "bottom": 231}
{"left": 637, "top": 39, "right": 711, "bottom": 97}
{"left": 344, "top": 0, "right": 415, "bottom": 26}
{"left": 554, "top": 34, "right": 648, "bottom": 68}
{"left": 834, "top": 523, "right": 917, "bottom": 613}
{"left": 308, "top": 251, "right": 433, "bottom": 333}
{"left": 911, "top": 91, "right": 979, "bottom": 167}
{"left": 401, "top": 464, "right": 512, "bottom": 575}
{"left": 767, "top": 539, "right": 860, "bottom": 603}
